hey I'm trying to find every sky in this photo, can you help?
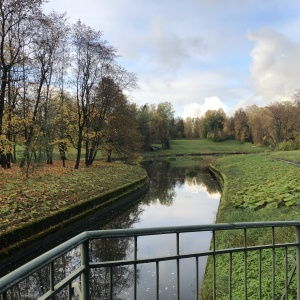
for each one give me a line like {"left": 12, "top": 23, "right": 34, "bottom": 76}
{"left": 43, "top": 0, "right": 300, "bottom": 118}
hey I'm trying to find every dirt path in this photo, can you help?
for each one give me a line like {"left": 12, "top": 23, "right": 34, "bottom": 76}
{"left": 277, "top": 158, "right": 300, "bottom": 167}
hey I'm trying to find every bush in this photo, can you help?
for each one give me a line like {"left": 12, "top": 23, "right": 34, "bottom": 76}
{"left": 207, "top": 131, "right": 226, "bottom": 142}
{"left": 277, "top": 140, "right": 299, "bottom": 151}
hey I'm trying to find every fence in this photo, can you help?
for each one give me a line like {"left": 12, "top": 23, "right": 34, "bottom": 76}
{"left": 1, "top": 221, "right": 300, "bottom": 299}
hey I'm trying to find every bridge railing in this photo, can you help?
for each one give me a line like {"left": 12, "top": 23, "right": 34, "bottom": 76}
{"left": 1, "top": 221, "right": 300, "bottom": 299}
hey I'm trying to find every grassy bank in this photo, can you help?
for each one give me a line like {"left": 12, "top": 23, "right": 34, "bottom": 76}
{"left": 201, "top": 152, "right": 300, "bottom": 299}
{"left": 0, "top": 162, "right": 147, "bottom": 254}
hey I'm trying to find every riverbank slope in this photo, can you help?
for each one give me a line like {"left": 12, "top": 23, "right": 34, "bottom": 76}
{"left": 201, "top": 152, "right": 300, "bottom": 299}
{"left": 0, "top": 161, "right": 148, "bottom": 260}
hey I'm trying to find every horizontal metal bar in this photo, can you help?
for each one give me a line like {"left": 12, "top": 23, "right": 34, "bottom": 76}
{"left": 0, "top": 232, "right": 89, "bottom": 294}
{"left": 86, "top": 221, "right": 300, "bottom": 240}
{"left": 89, "top": 242, "right": 298, "bottom": 268}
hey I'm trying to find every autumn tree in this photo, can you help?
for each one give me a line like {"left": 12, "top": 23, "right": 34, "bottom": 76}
{"left": 184, "top": 117, "right": 201, "bottom": 139}
{"left": 222, "top": 116, "right": 235, "bottom": 140}
{"left": 136, "top": 104, "right": 153, "bottom": 149}
{"left": 200, "top": 109, "right": 226, "bottom": 141}
{"left": 245, "top": 105, "right": 266, "bottom": 145}
{"left": 84, "top": 66, "right": 137, "bottom": 166}
{"left": 71, "top": 20, "right": 116, "bottom": 169}
{"left": 265, "top": 102, "right": 296, "bottom": 147}
{"left": 233, "top": 108, "right": 251, "bottom": 142}
{"left": 0, "top": 0, "right": 46, "bottom": 168}
{"left": 172, "top": 117, "right": 185, "bottom": 139}
{"left": 293, "top": 90, "right": 300, "bottom": 143}
{"left": 155, "top": 102, "right": 174, "bottom": 149}
{"left": 100, "top": 97, "right": 142, "bottom": 163}
{"left": 19, "top": 12, "right": 69, "bottom": 167}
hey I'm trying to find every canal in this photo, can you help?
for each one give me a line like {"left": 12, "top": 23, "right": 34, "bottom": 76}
{"left": 3, "top": 159, "right": 221, "bottom": 299}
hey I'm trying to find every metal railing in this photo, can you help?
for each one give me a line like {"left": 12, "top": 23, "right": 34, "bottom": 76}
{"left": 1, "top": 221, "right": 300, "bottom": 299}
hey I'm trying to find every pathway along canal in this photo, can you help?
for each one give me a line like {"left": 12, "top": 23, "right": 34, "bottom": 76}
{"left": 3, "top": 159, "right": 221, "bottom": 299}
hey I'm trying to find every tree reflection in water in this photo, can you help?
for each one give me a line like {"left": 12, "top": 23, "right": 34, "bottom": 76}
{"left": 4, "top": 159, "right": 220, "bottom": 299}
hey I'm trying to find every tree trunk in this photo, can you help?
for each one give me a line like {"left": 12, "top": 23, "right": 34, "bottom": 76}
{"left": 107, "top": 149, "right": 112, "bottom": 162}
{"left": 75, "top": 130, "right": 83, "bottom": 169}
{"left": 46, "top": 147, "right": 53, "bottom": 164}
{"left": 0, "top": 67, "right": 8, "bottom": 135}
{"left": 20, "top": 76, "right": 45, "bottom": 168}
{"left": 59, "top": 142, "right": 67, "bottom": 167}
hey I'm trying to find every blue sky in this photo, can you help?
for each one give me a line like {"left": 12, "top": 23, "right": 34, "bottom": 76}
{"left": 43, "top": 0, "right": 300, "bottom": 118}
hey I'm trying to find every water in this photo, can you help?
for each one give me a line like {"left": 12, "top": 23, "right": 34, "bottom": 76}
{"left": 89, "top": 160, "right": 221, "bottom": 299}
{"left": 3, "top": 160, "right": 221, "bottom": 299}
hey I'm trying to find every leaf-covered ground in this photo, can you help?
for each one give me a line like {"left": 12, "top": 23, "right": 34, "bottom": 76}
{"left": 0, "top": 161, "right": 146, "bottom": 234}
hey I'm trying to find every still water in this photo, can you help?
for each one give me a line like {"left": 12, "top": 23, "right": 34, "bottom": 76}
{"left": 5, "top": 160, "right": 221, "bottom": 299}
{"left": 89, "top": 160, "right": 221, "bottom": 299}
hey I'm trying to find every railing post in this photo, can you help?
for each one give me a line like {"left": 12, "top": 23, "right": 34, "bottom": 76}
{"left": 81, "top": 240, "right": 90, "bottom": 300}
{"left": 296, "top": 225, "right": 300, "bottom": 300}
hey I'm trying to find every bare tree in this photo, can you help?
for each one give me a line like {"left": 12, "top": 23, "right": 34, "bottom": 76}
{"left": 71, "top": 20, "right": 116, "bottom": 169}
{"left": 0, "top": 0, "right": 45, "bottom": 168}
{"left": 19, "top": 11, "right": 69, "bottom": 167}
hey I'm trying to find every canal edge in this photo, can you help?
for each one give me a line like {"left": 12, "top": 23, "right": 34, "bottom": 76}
{"left": 0, "top": 174, "right": 149, "bottom": 262}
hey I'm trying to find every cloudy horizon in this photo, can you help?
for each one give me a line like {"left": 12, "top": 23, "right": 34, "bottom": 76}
{"left": 44, "top": 0, "right": 300, "bottom": 118}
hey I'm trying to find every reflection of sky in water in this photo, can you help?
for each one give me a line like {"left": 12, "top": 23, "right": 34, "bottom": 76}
{"left": 118, "top": 177, "right": 221, "bottom": 300}
{"left": 134, "top": 178, "right": 220, "bottom": 228}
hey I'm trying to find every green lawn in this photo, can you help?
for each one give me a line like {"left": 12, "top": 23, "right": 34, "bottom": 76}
{"left": 270, "top": 150, "right": 300, "bottom": 163}
{"left": 143, "top": 139, "right": 265, "bottom": 158}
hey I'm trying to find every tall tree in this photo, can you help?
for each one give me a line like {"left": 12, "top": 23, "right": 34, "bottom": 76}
{"left": 200, "top": 109, "right": 226, "bottom": 140}
{"left": 233, "top": 108, "right": 251, "bottom": 142}
{"left": 100, "top": 97, "right": 142, "bottom": 163}
{"left": 71, "top": 20, "right": 116, "bottom": 169}
{"left": 19, "top": 12, "right": 68, "bottom": 167}
{"left": 137, "top": 104, "right": 153, "bottom": 149}
{"left": 84, "top": 65, "right": 137, "bottom": 166}
{"left": 266, "top": 102, "right": 295, "bottom": 145}
{"left": 0, "top": 0, "right": 45, "bottom": 168}
{"left": 173, "top": 117, "right": 185, "bottom": 139}
{"left": 155, "top": 102, "right": 174, "bottom": 149}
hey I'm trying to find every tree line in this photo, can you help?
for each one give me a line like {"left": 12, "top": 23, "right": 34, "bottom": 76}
{"left": 0, "top": 0, "right": 145, "bottom": 169}
{"left": 137, "top": 93, "right": 300, "bottom": 152}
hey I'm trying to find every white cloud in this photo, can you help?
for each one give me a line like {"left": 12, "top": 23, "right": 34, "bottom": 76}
{"left": 182, "top": 97, "right": 228, "bottom": 119}
{"left": 248, "top": 28, "right": 300, "bottom": 103}
{"left": 182, "top": 103, "right": 202, "bottom": 119}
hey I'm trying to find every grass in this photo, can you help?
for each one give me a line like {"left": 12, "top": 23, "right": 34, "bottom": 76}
{"left": 269, "top": 150, "right": 300, "bottom": 163}
{"left": 214, "top": 153, "right": 300, "bottom": 210}
{"left": 201, "top": 152, "right": 300, "bottom": 299}
{"left": 0, "top": 161, "right": 147, "bottom": 235}
{"left": 143, "top": 139, "right": 266, "bottom": 158}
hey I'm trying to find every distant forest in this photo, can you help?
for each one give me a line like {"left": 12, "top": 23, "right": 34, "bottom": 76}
{"left": 177, "top": 94, "right": 300, "bottom": 149}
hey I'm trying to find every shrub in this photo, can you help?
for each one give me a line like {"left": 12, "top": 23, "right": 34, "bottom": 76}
{"left": 277, "top": 140, "right": 299, "bottom": 151}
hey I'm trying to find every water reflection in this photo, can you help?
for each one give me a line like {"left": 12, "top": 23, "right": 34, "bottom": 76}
{"left": 5, "top": 160, "right": 221, "bottom": 299}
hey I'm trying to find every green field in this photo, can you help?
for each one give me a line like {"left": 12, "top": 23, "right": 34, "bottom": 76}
{"left": 143, "top": 139, "right": 266, "bottom": 158}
